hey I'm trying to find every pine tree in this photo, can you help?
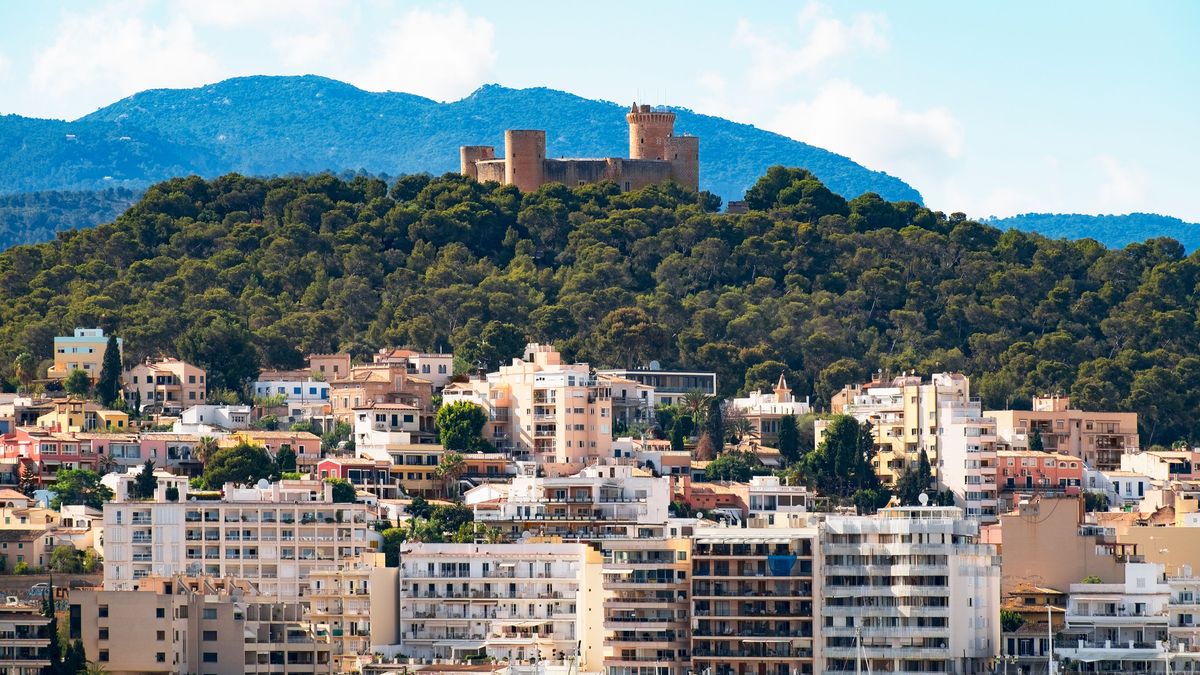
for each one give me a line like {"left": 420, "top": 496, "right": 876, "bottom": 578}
{"left": 704, "top": 398, "right": 724, "bottom": 455}
{"left": 777, "top": 414, "right": 800, "bottom": 464}
{"left": 43, "top": 575, "right": 62, "bottom": 674}
{"left": 670, "top": 424, "right": 685, "bottom": 452}
{"left": 96, "top": 334, "right": 121, "bottom": 407}
{"left": 131, "top": 459, "right": 157, "bottom": 499}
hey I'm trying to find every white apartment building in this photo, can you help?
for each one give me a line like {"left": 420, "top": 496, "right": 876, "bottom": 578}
{"left": 103, "top": 477, "right": 375, "bottom": 599}
{"left": 936, "top": 399, "right": 1000, "bottom": 523}
{"left": 746, "top": 474, "right": 810, "bottom": 519}
{"left": 395, "top": 542, "right": 606, "bottom": 672}
{"left": 174, "top": 404, "right": 252, "bottom": 433}
{"left": 1056, "top": 562, "right": 1174, "bottom": 673}
{"left": 442, "top": 343, "right": 613, "bottom": 472}
{"left": 463, "top": 461, "right": 671, "bottom": 540}
{"left": 821, "top": 505, "right": 1000, "bottom": 675}
{"left": 594, "top": 366, "right": 717, "bottom": 408}
{"left": 254, "top": 370, "right": 331, "bottom": 422}
{"left": 373, "top": 348, "right": 455, "bottom": 390}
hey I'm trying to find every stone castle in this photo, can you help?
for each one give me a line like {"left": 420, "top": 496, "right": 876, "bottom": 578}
{"left": 459, "top": 103, "right": 699, "bottom": 192}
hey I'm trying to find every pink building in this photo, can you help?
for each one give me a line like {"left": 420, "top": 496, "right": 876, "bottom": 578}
{"left": 442, "top": 343, "right": 613, "bottom": 475}
{"left": 0, "top": 427, "right": 98, "bottom": 484}
{"left": 998, "top": 450, "right": 1084, "bottom": 509}
{"left": 138, "top": 432, "right": 203, "bottom": 475}
{"left": 316, "top": 457, "right": 395, "bottom": 499}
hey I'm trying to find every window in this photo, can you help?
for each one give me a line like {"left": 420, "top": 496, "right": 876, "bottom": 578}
{"left": 202, "top": 608, "right": 217, "bottom": 620}
{"left": 156, "top": 607, "right": 165, "bottom": 618}
{"left": 99, "top": 605, "right": 109, "bottom": 618}
{"left": 203, "top": 653, "right": 218, "bottom": 663}
{"left": 189, "top": 375, "right": 196, "bottom": 383}
{"left": 99, "top": 627, "right": 109, "bottom": 640}
{"left": 157, "top": 630, "right": 165, "bottom": 640}
{"left": 203, "top": 630, "right": 218, "bottom": 641}
{"left": 100, "top": 650, "right": 109, "bottom": 662}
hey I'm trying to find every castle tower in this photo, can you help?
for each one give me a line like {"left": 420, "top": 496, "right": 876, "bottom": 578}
{"left": 504, "top": 129, "right": 546, "bottom": 192}
{"left": 627, "top": 102, "right": 676, "bottom": 161}
{"left": 460, "top": 145, "right": 495, "bottom": 180}
{"left": 665, "top": 135, "right": 699, "bottom": 190}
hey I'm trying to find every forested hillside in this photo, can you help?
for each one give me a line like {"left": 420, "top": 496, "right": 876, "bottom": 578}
{"left": 1, "top": 167, "right": 1197, "bottom": 445}
{"left": 0, "top": 189, "right": 140, "bottom": 248}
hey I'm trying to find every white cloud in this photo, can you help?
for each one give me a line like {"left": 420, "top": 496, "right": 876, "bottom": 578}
{"left": 766, "top": 80, "right": 964, "bottom": 185}
{"left": 179, "top": 0, "right": 347, "bottom": 29}
{"left": 30, "top": 3, "right": 221, "bottom": 119}
{"left": 272, "top": 32, "right": 336, "bottom": 68}
{"left": 354, "top": 7, "right": 496, "bottom": 101}
{"left": 733, "top": 2, "right": 887, "bottom": 89}
{"left": 1097, "top": 155, "right": 1149, "bottom": 210}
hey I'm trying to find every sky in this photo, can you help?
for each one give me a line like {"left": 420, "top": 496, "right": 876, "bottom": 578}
{"left": 0, "top": 0, "right": 1197, "bottom": 221}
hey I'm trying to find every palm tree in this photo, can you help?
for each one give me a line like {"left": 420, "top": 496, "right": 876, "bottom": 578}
{"left": 435, "top": 452, "right": 467, "bottom": 498}
{"left": 81, "top": 661, "right": 109, "bottom": 675}
{"left": 96, "top": 453, "right": 117, "bottom": 476}
{"left": 195, "top": 436, "right": 219, "bottom": 465}
{"left": 12, "top": 352, "right": 35, "bottom": 394}
{"left": 681, "top": 390, "right": 712, "bottom": 428}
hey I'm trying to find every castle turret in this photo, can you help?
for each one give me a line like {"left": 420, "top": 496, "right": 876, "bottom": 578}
{"left": 627, "top": 102, "right": 676, "bottom": 161}
{"left": 504, "top": 129, "right": 546, "bottom": 192}
{"left": 774, "top": 373, "right": 791, "bottom": 403}
{"left": 460, "top": 145, "right": 495, "bottom": 180}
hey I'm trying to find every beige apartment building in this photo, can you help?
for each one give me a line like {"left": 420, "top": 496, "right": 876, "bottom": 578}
{"left": 329, "top": 363, "right": 436, "bottom": 439}
{"left": 986, "top": 395, "right": 1139, "bottom": 470}
{"left": 47, "top": 327, "right": 122, "bottom": 382}
{"left": 124, "top": 356, "right": 207, "bottom": 414}
{"left": 818, "top": 372, "right": 971, "bottom": 486}
{"left": 71, "top": 575, "right": 332, "bottom": 674}
{"left": 600, "top": 538, "right": 692, "bottom": 675}
{"left": 310, "top": 554, "right": 385, "bottom": 673}
{"left": 443, "top": 343, "right": 614, "bottom": 473}
{"left": 691, "top": 518, "right": 819, "bottom": 675}
{"left": 102, "top": 474, "right": 374, "bottom": 599}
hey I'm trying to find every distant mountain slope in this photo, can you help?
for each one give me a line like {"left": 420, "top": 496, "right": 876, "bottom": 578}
{"left": 990, "top": 212, "right": 1200, "bottom": 252}
{"left": 0, "top": 75, "right": 921, "bottom": 206}
{"left": 0, "top": 188, "right": 140, "bottom": 248}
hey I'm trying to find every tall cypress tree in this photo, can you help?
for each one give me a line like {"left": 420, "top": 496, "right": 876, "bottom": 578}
{"left": 96, "top": 334, "right": 122, "bottom": 408}
{"left": 705, "top": 398, "right": 725, "bottom": 454}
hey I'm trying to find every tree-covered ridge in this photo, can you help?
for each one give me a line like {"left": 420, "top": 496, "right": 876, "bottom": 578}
{"left": 0, "top": 75, "right": 920, "bottom": 205}
{"left": 0, "top": 167, "right": 1198, "bottom": 446}
{"left": 989, "top": 212, "right": 1200, "bottom": 253}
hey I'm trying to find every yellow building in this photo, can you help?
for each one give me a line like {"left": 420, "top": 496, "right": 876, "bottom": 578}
{"left": 47, "top": 327, "right": 122, "bottom": 382}
{"left": 817, "top": 372, "right": 971, "bottom": 486}
{"left": 226, "top": 430, "right": 322, "bottom": 470}
{"left": 986, "top": 395, "right": 1139, "bottom": 471}
{"left": 35, "top": 399, "right": 129, "bottom": 433}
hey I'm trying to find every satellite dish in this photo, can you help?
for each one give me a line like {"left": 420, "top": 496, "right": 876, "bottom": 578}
{"left": 648, "top": 360, "right": 661, "bottom": 370}
{"left": 256, "top": 478, "right": 270, "bottom": 489}
{"left": 918, "top": 492, "right": 929, "bottom": 506}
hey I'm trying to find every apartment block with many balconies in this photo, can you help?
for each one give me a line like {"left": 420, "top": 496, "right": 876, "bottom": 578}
{"left": 442, "top": 343, "right": 613, "bottom": 473}
{"left": 937, "top": 398, "right": 1000, "bottom": 522}
{"left": 691, "top": 518, "right": 819, "bottom": 675}
{"left": 600, "top": 538, "right": 692, "bottom": 675}
{"left": 102, "top": 476, "right": 374, "bottom": 599}
{"left": 820, "top": 506, "right": 1000, "bottom": 675}
{"left": 987, "top": 395, "right": 1139, "bottom": 471}
{"left": 395, "top": 542, "right": 606, "bottom": 672}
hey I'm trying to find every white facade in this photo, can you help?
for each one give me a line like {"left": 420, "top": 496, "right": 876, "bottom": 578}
{"left": 936, "top": 399, "right": 1000, "bottom": 523}
{"left": 821, "top": 506, "right": 1000, "bottom": 675}
{"left": 174, "top": 404, "right": 252, "bottom": 433}
{"left": 103, "top": 479, "right": 374, "bottom": 599}
{"left": 464, "top": 461, "right": 671, "bottom": 540}
{"left": 1056, "top": 562, "right": 1175, "bottom": 672}
{"left": 745, "top": 474, "right": 810, "bottom": 517}
{"left": 395, "top": 542, "right": 606, "bottom": 671}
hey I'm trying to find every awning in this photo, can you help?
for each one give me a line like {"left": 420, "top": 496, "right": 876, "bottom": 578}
{"left": 496, "top": 620, "right": 549, "bottom": 628}
{"left": 498, "top": 562, "right": 516, "bottom": 568}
